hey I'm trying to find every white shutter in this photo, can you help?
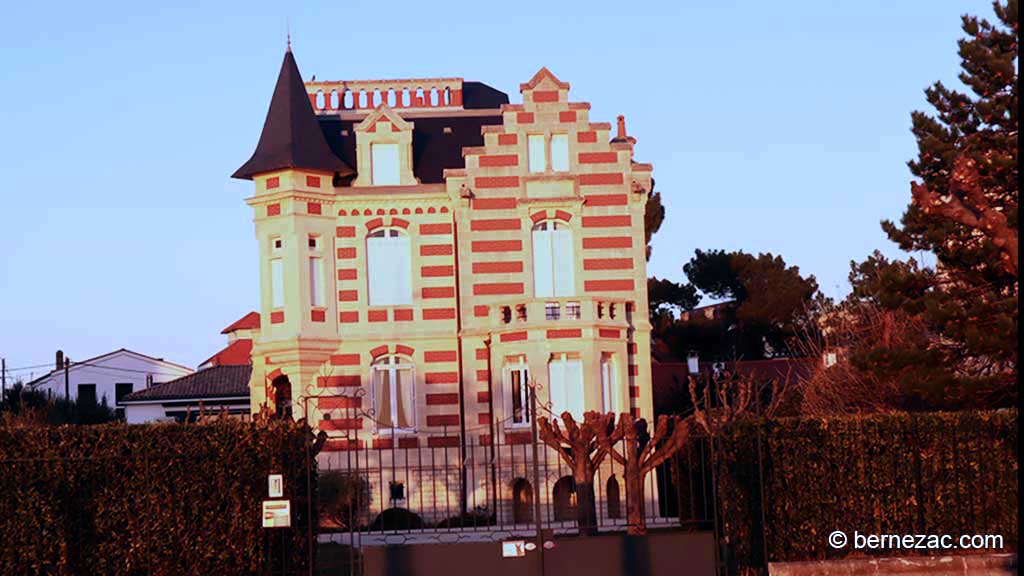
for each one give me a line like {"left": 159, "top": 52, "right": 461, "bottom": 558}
{"left": 551, "top": 134, "right": 569, "bottom": 172}
{"left": 309, "top": 258, "right": 324, "bottom": 307}
{"left": 528, "top": 135, "right": 546, "bottom": 173}
{"left": 533, "top": 229, "right": 554, "bottom": 297}
{"left": 367, "top": 237, "right": 386, "bottom": 305}
{"left": 394, "top": 234, "right": 412, "bottom": 304}
{"left": 548, "top": 358, "right": 565, "bottom": 416}
{"left": 565, "top": 359, "right": 585, "bottom": 419}
{"left": 553, "top": 228, "right": 574, "bottom": 296}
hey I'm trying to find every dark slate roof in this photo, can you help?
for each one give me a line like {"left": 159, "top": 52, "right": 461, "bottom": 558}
{"left": 122, "top": 365, "right": 252, "bottom": 402}
{"left": 233, "top": 50, "right": 354, "bottom": 180}
{"left": 319, "top": 114, "right": 505, "bottom": 185}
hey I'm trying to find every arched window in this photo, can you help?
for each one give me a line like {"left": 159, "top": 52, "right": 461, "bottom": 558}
{"left": 552, "top": 476, "right": 577, "bottom": 522}
{"left": 366, "top": 227, "right": 412, "bottom": 306}
{"left": 606, "top": 476, "right": 622, "bottom": 519}
{"left": 532, "top": 220, "right": 574, "bottom": 297}
{"left": 511, "top": 478, "right": 533, "bottom": 524}
{"left": 372, "top": 355, "right": 415, "bottom": 430}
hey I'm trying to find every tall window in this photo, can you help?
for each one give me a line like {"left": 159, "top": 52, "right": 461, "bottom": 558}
{"left": 77, "top": 383, "right": 97, "bottom": 406}
{"left": 371, "top": 143, "right": 400, "bottom": 185}
{"left": 270, "top": 259, "right": 284, "bottom": 308}
{"left": 505, "top": 357, "right": 530, "bottom": 426}
{"left": 601, "top": 354, "right": 620, "bottom": 415}
{"left": 532, "top": 220, "right": 574, "bottom": 297}
{"left": 115, "top": 382, "right": 133, "bottom": 420}
{"left": 528, "top": 134, "right": 546, "bottom": 173}
{"left": 372, "top": 355, "right": 415, "bottom": 430}
{"left": 548, "top": 353, "right": 584, "bottom": 419}
{"left": 309, "top": 257, "right": 324, "bottom": 307}
{"left": 366, "top": 228, "right": 412, "bottom": 305}
{"left": 551, "top": 134, "right": 569, "bottom": 172}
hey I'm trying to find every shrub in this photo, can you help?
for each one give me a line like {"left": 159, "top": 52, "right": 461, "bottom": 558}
{"left": 434, "top": 506, "right": 495, "bottom": 529}
{"left": 0, "top": 419, "right": 317, "bottom": 574}
{"left": 369, "top": 508, "right": 424, "bottom": 531}
{"left": 319, "top": 470, "right": 370, "bottom": 529}
{"left": 716, "top": 410, "right": 1017, "bottom": 573}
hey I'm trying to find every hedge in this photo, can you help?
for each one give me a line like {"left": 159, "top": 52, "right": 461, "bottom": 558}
{"left": 0, "top": 420, "right": 317, "bottom": 575}
{"left": 716, "top": 410, "right": 1017, "bottom": 574}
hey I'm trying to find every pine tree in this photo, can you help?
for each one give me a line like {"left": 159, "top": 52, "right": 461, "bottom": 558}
{"left": 853, "top": 1, "right": 1017, "bottom": 402}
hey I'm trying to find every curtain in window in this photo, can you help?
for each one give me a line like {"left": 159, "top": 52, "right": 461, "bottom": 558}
{"left": 374, "top": 367, "right": 392, "bottom": 427}
{"left": 395, "top": 366, "right": 414, "bottom": 429}
{"left": 553, "top": 228, "right": 574, "bottom": 296}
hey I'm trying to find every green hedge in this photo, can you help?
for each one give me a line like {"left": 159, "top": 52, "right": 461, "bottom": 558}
{"left": 716, "top": 410, "right": 1017, "bottom": 573}
{"left": 0, "top": 420, "right": 317, "bottom": 574}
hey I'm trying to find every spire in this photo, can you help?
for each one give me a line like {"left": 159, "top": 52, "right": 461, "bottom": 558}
{"left": 232, "top": 50, "right": 353, "bottom": 180}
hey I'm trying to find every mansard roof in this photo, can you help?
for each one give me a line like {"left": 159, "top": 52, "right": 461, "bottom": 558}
{"left": 232, "top": 50, "right": 354, "bottom": 180}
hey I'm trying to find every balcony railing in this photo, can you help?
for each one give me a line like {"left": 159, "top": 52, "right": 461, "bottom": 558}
{"left": 490, "top": 296, "right": 633, "bottom": 330}
{"left": 305, "top": 78, "right": 464, "bottom": 113}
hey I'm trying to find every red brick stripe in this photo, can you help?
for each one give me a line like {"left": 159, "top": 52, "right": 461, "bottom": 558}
{"left": 337, "top": 268, "right": 357, "bottom": 280}
{"left": 584, "top": 279, "right": 634, "bottom": 291}
{"left": 306, "top": 175, "right": 321, "bottom": 188}
{"left": 477, "top": 391, "right": 491, "bottom": 402}
{"left": 368, "top": 310, "right": 387, "bottom": 322}
{"left": 583, "top": 258, "right": 633, "bottom": 270}
{"left": 579, "top": 152, "right": 618, "bottom": 164}
{"left": 582, "top": 215, "right": 631, "bottom": 228}
{"left": 307, "top": 202, "right": 322, "bottom": 214}
{"left": 579, "top": 173, "right": 624, "bottom": 186}
{"left": 424, "top": 350, "right": 458, "bottom": 363}
{"left": 423, "top": 308, "right": 456, "bottom": 320}
{"left": 330, "top": 354, "right": 361, "bottom": 366}
{"left": 582, "top": 236, "right": 632, "bottom": 249}
{"left": 428, "top": 436, "right": 460, "bottom": 447}
{"left": 336, "top": 226, "right": 356, "bottom": 237}
{"left": 473, "top": 197, "right": 517, "bottom": 210}
{"left": 532, "top": 90, "right": 558, "bottom": 102}
{"left": 395, "top": 344, "right": 415, "bottom": 356}
{"left": 317, "top": 375, "right": 361, "bottom": 388}
{"left": 266, "top": 177, "right": 280, "bottom": 190}
{"left": 497, "top": 133, "right": 517, "bottom": 145}
{"left": 555, "top": 210, "right": 573, "bottom": 222}
{"left": 339, "top": 311, "right": 358, "bottom": 323}
{"left": 471, "top": 218, "right": 520, "bottom": 232}
{"left": 421, "top": 244, "right": 453, "bottom": 256}
{"left": 320, "top": 418, "right": 363, "bottom": 431}
{"left": 475, "top": 176, "right": 520, "bottom": 189}
{"left": 425, "top": 372, "right": 458, "bottom": 384}
{"left": 559, "top": 110, "right": 577, "bottom": 122}
{"left": 270, "top": 311, "right": 284, "bottom": 324}
{"left": 336, "top": 247, "right": 357, "bottom": 259}
{"left": 422, "top": 286, "right": 455, "bottom": 299}
{"left": 500, "top": 331, "right": 528, "bottom": 342}
{"left": 476, "top": 348, "right": 489, "bottom": 360}
{"left": 473, "top": 305, "right": 489, "bottom": 317}
{"left": 476, "top": 369, "right": 490, "bottom": 382}
{"left": 338, "top": 290, "right": 358, "bottom": 302}
{"left": 420, "top": 223, "right": 453, "bottom": 235}
{"left": 370, "top": 345, "right": 389, "bottom": 358}
{"left": 629, "top": 386, "right": 641, "bottom": 397}
{"left": 472, "top": 261, "right": 524, "bottom": 274}
{"left": 365, "top": 217, "right": 384, "bottom": 230}
{"left": 426, "top": 393, "right": 459, "bottom": 405}
{"left": 599, "top": 329, "right": 621, "bottom": 339}
{"left": 473, "top": 282, "right": 524, "bottom": 295}
{"left": 311, "top": 310, "right": 326, "bottom": 322}
{"left": 266, "top": 204, "right": 281, "bottom": 216}
{"left": 318, "top": 396, "right": 361, "bottom": 409}
{"left": 547, "top": 328, "right": 582, "bottom": 339}
{"left": 472, "top": 240, "right": 522, "bottom": 252}
{"left": 577, "top": 131, "right": 597, "bottom": 143}
{"left": 427, "top": 414, "right": 460, "bottom": 426}
{"left": 516, "top": 112, "right": 534, "bottom": 123}
{"left": 585, "top": 194, "right": 629, "bottom": 206}
{"left": 394, "top": 309, "right": 413, "bottom": 321}
{"left": 421, "top": 265, "right": 455, "bottom": 277}
{"left": 479, "top": 154, "right": 519, "bottom": 167}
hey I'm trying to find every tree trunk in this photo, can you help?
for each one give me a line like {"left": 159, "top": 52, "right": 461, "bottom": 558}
{"left": 624, "top": 459, "right": 646, "bottom": 535}
{"left": 575, "top": 478, "right": 598, "bottom": 536}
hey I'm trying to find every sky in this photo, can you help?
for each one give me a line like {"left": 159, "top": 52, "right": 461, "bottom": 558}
{"left": 0, "top": 0, "right": 993, "bottom": 376}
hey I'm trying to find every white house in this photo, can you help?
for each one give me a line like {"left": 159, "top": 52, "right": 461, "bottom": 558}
{"left": 27, "top": 349, "right": 193, "bottom": 419}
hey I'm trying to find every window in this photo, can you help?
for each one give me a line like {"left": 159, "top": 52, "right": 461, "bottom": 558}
{"left": 528, "top": 134, "right": 546, "bottom": 173}
{"left": 532, "top": 220, "right": 575, "bottom": 297}
{"left": 548, "top": 353, "right": 584, "bottom": 419}
{"left": 309, "top": 257, "right": 324, "bottom": 307}
{"left": 551, "top": 134, "right": 569, "bottom": 172}
{"left": 366, "top": 228, "right": 412, "bottom": 306}
{"left": 505, "top": 358, "right": 530, "bottom": 426}
{"left": 77, "top": 383, "right": 97, "bottom": 406}
{"left": 271, "top": 236, "right": 283, "bottom": 254}
{"left": 372, "top": 355, "right": 415, "bottom": 430}
{"left": 601, "top": 354, "right": 620, "bottom": 415}
{"left": 371, "top": 143, "right": 400, "bottom": 185}
{"left": 115, "top": 382, "right": 133, "bottom": 420}
{"left": 545, "top": 302, "right": 561, "bottom": 321}
{"left": 308, "top": 235, "right": 320, "bottom": 251}
{"left": 271, "top": 259, "right": 284, "bottom": 308}
{"left": 566, "top": 302, "right": 581, "bottom": 320}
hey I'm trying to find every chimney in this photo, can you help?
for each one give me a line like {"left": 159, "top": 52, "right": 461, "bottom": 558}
{"left": 56, "top": 350, "right": 64, "bottom": 371}
{"left": 616, "top": 115, "right": 626, "bottom": 140}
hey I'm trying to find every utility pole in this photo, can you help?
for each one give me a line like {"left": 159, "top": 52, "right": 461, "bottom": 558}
{"left": 64, "top": 357, "right": 70, "bottom": 400}
{"left": 1, "top": 358, "right": 6, "bottom": 406}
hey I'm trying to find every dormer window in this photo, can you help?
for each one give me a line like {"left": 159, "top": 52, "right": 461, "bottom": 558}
{"left": 371, "top": 143, "right": 400, "bottom": 185}
{"left": 528, "top": 135, "right": 545, "bottom": 173}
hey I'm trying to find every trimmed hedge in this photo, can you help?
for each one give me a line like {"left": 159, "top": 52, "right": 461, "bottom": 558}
{"left": 0, "top": 420, "right": 317, "bottom": 574}
{"left": 716, "top": 410, "right": 1017, "bottom": 573}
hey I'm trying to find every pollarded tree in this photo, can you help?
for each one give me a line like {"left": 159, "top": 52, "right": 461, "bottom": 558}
{"left": 537, "top": 411, "right": 620, "bottom": 536}
{"left": 596, "top": 413, "right": 691, "bottom": 535}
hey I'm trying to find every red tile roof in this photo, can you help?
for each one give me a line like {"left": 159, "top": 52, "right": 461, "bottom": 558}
{"left": 201, "top": 339, "right": 253, "bottom": 368}
{"left": 221, "top": 311, "right": 261, "bottom": 334}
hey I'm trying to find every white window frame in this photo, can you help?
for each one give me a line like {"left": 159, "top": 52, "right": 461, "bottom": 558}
{"left": 504, "top": 358, "right": 531, "bottom": 427}
{"left": 371, "top": 355, "right": 416, "bottom": 432}
{"left": 528, "top": 134, "right": 546, "bottom": 173}
{"left": 270, "top": 258, "right": 284, "bottom": 308}
{"left": 366, "top": 227, "right": 413, "bottom": 306}
{"left": 550, "top": 134, "right": 569, "bottom": 172}
{"left": 309, "top": 257, "right": 324, "bottom": 308}
{"left": 532, "top": 220, "right": 575, "bottom": 297}
{"left": 371, "top": 142, "right": 401, "bottom": 185}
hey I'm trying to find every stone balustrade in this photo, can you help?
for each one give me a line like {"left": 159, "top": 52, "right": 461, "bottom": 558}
{"left": 305, "top": 78, "right": 464, "bottom": 113}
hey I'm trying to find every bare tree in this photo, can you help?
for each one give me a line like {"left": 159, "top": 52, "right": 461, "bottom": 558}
{"left": 536, "top": 411, "right": 619, "bottom": 536}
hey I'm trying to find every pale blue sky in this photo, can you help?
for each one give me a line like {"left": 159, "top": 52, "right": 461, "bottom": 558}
{"left": 0, "top": 1, "right": 989, "bottom": 374}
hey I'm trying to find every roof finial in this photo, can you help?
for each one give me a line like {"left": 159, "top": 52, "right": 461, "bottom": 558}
{"left": 286, "top": 17, "right": 292, "bottom": 52}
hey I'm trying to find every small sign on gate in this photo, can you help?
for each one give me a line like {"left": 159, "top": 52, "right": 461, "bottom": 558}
{"left": 268, "top": 473, "right": 283, "bottom": 498}
{"left": 502, "top": 540, "right": 526, "bottom": 558}
{"left": 262, "top": 499, "right": 291, "bottom": 528}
